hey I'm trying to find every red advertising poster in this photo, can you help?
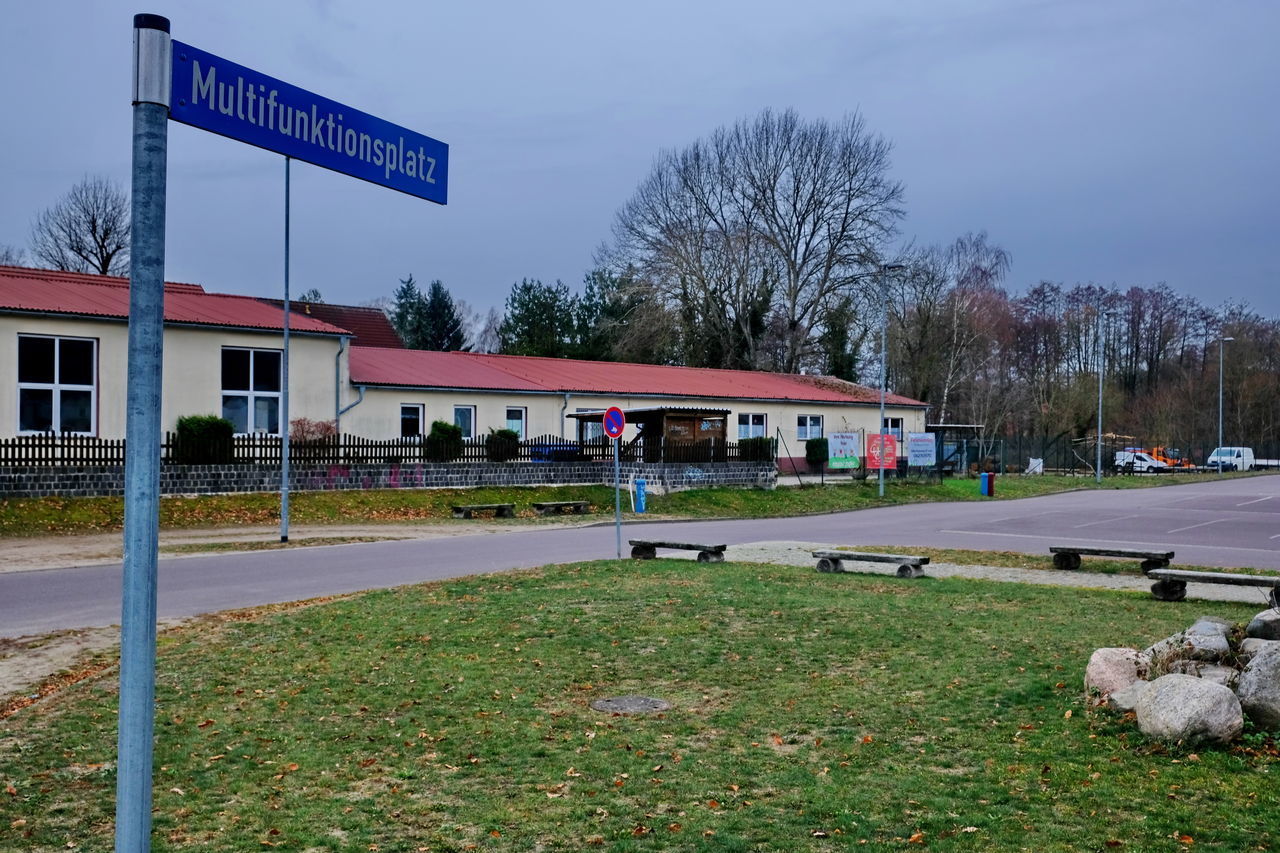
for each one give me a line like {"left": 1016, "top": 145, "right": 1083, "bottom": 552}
{"left": 867, "top": 434, "right": 898, "bottom": 470}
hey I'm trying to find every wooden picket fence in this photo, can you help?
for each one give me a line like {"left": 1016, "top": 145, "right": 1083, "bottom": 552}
{"left": 0, "top": 432, "right": 773, "bottom": 466}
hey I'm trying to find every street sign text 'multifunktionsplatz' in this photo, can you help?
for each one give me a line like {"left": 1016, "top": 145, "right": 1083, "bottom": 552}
{"left": 169, "top": 40, "right": 448, "bottom": 205}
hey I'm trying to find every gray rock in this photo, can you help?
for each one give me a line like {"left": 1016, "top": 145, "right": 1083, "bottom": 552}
{"left": 1085, "top": 647, "right": 1149, "bottom": 699}
{"left": 1145, "top": 630, "right": 1229, "bottom": 665}
{"left": 1108, "top": 680, "right": 1150, "bottom": 713}
{"left": 1240, "top": 638, "right": 1280, "bottom": 661}
{"left": 1135, "top": 674, "right": 1243, "bottom": 745}
{"left": 1167, "top": 660, "right": 1237, "bottom": 688}
{"left": 1246, "top": 610, "right": 1280, "bottom": 641}
{"left": 1236, "top": 645, "right": 1280, "bottom": 730}
{"left": 1188, "top": 615, "right": 1234, "bottom": 637}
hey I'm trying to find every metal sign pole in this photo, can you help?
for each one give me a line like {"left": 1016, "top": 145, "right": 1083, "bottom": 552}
{"left": 613, "top": 437, "right": 622, "bottom": 559}
{"left": 118, "top": 14, "right": 171, "bottom": 852}
{"left": 280, "top": 157, "right": 291, "bottom": 542}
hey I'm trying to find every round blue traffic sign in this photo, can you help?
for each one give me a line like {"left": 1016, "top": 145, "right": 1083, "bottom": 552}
{"left": 603, "top": 406, "right": 626, "bottom": 439}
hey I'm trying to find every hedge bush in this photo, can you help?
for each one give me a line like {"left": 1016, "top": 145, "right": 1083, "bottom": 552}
{"left": 485, "top": 428, "right": 521, "bottom": 462}
{"left": 173, "top": 414, "right": 235, "bottom": 465}
{"left": 424, "top": 420, "right": 464, "bottom": 462}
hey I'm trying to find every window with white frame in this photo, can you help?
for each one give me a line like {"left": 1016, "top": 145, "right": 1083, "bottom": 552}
{"left": 400, "top": 404, "right": 424, "bottom": 438}
{"left": 797, "top": 414, "right": 823, "bottom": 441}
{"left": 737, "top": 412, "right": 766, "bottom": 439}
{"left": 576, "top": 408, "right": 604, "bottom": 440}
{"left": 453, "top": 405, "right": 476, "bottom": 439}
{"left": 17, "top": 335, "right": 97, "bottom": 434}
{"left": 221, "top": 348, "right": 281, "bottom": 434}
{"left": 882, "top": 417, "right": 904, "bottom": 441}
{"left": 505, "top": 406, "right": 527, "bottom": 439}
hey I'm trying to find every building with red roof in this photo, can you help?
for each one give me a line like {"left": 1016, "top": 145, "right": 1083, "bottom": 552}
{"left": 1, "top": 264, "right": 929, "bottom": 467}
{"left": 0, "top": 265, "right": 349, "bottom": 439}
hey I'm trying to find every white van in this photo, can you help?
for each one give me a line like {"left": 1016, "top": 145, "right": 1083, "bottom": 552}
{"left": 1207, "top": 447, "right": 1255, "bottom": 471}
{"left": 1114, "top": 450, "right": 1167, "bottom": 473}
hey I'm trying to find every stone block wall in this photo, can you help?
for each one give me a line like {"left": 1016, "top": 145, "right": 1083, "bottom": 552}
{"left": 0, "top": 460, "right": 776, "bottom": 499}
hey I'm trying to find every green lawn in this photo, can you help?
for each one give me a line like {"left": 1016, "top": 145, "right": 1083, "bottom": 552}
{"left": 0, "top": 471, "right": 1263, "bottom": 538}
{"left": 3, "top": 559, "right": 1275, "bottom": 851}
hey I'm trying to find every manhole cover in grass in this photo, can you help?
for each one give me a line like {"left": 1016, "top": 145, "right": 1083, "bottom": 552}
{"left": 590, "top": 695, "right": 672, "bottom": 714}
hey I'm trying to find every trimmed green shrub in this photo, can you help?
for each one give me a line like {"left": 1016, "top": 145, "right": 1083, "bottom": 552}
{"left": 485, "top": 428, "right": 521, "bottom": 462}
{"left": 173, "top": 414, "right": 235, "bottom": 465}
{"left": 424, "top": 419, "right": 464, "bottom": 462}
{"left": 805, "top": 437, "right": 829, "bottom": 470}
{"left": 737, "top": 436, "right": 776, "bottom": 462}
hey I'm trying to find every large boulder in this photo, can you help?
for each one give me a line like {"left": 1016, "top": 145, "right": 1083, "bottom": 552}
{"left": 1236, "top": 644, "right": 1280, "bottom": 730}
{"left": 1144, "top": 629, "right": 1229, "bottom": 665}
{"left": 1246, "top": 610, "right": 1280, "bottom": 641}
{"left": 1135, "top": 674, "right": 1243, "bottom": 745}
{"left": 1085, "top": 647, "right": 1149, "bottom": 700}
{"left": 1240, "top": 638, "right": 1280, "bottom": 661}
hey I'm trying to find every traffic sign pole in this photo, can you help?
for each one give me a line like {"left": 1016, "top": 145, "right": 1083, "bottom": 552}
{"left": 602, "top": 407, "right": 626, "bottom": 559}
{"left": 613, "top": 438, "right": 621, "bottom": 558}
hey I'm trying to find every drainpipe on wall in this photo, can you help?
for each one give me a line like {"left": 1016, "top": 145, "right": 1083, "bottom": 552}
{"left": 560, "top": 393, "right": 571, "bottom": 439}
{"left": 334, "top": 335, "right": 348, "bottom": 432}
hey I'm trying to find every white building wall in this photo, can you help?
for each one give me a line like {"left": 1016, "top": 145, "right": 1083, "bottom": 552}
{"left": 343, "top": 386, "right": 926, "bottom": 444}
{"left": 1, "top": 314, "right": 343, "bottom": 438}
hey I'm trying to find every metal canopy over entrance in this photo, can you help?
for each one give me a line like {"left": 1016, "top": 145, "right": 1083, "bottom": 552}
{"left": 568, "top": 406, "right": 731, "bottom": 463}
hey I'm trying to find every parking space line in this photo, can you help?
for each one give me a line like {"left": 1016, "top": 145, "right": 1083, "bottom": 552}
{"left": 1164, "top": 518, "right": 1227, "bottom": 534}
{"left": 1072, "top": 513, "right": 1140, "bottom": 529}
{"left": 1236, "top": 496, "right": 1275, "bottom": 506}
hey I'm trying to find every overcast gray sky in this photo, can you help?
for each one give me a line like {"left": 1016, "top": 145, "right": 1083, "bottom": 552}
{"left": 3, "top": 1, "right": 1277, "bottom": 319}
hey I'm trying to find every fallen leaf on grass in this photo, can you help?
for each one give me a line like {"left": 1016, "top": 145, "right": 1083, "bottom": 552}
{"left": 908, "top": 831, "right": 926, "bottom": 844}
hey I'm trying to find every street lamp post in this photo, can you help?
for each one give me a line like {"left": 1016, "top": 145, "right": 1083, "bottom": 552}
{"left": 878, "top": 264, "right": 905, "bottom": 498}
{"left": 1096, "top": 308, "right": 1105, "bottom": 484}
{"left": 1217, "top": 336, "right": 1234, "bottom": 474}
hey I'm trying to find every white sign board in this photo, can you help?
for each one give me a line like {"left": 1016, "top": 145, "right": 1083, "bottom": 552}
{"left": 907, "top": 432, "right": 937, "bottom": 466}
{"left": 828, "top": 432, "right": 862, "bottom": 469}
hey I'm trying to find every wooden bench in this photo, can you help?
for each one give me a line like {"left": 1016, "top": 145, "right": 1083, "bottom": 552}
{"left": 1146, "top": 568, "right": 1280, "bottom": 606}
{"left": 628, "top": 539, "right": 726, "bottom": 563}
{"left": 532, "top": 500, "right": 591, "bottom": 516}
{"left": 1049, "top": 546, "right": 1173, "bottom": 573}
{"left": 451, "top": 503, "right": 515, "bottom": 519}
{"left": 812, "top": 549, "right": 930, "bottom": 579}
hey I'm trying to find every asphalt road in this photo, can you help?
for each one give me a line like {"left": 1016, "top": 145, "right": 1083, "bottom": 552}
{"left": 2, "top": 474, "right": 1277, "bottom": 638}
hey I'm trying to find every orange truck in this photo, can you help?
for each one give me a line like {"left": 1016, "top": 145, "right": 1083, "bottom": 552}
{"left": 1146, "top": 447, "right": 1195, "bottom": 469}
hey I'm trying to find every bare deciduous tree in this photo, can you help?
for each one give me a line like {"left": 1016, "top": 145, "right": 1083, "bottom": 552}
{"left": 29, "top": 176, "right": 131, "bottom": 276}
{"left": 0, "top": 244, "right": 26, "bottom": 266}
{"left": 609, "top": 108, "right": 904, "bottom": 372}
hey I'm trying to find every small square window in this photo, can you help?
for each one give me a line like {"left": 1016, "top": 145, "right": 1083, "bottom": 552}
{"left": 737, "top": 413, "right": 766, "bottom": 439}
{"left": 797, "top": 415, "right": 823, "bottom": 441}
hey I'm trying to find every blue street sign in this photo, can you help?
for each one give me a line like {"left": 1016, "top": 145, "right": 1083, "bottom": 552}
{"left": 169, "top": 40, "right": 448, "bottom": 204}
{"left": 603, "top": 407, "right": 626, "bottom": 439}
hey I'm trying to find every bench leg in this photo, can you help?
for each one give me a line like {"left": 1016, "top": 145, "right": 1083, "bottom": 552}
{"left": 631, "top": 545, "right": 657, "bottom": 559}
{"left": 1053, "top": 553, "right": 1081, "bottom": 571}
{"left": 697, "top": 550, "right": 724, "bottom": 563}
{"left": 498, "top": 507, "right": 514, "bottom": 518}
{"left": 896, "top": 564, "right": 924, "bottom": 579}
{"left": 1270, "top": 588, "right": 1280, "bottom": 609}
{"left": 1151, "top": 579, "right": 1187, "bottom": 602}
{"left": 816, "top": 558, "right": 844, "bottom": 573}
{"left": 1140, "top": 559, "right": 1168, "bottom": 575}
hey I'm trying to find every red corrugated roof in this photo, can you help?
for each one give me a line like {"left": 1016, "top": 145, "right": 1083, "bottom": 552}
{"left": 258, "top": 298, "right": 403, "bottom": 347}
{"left": 349, "top": 346, "right": 927, "bottom": 407}
{"left": 0, "top": 265, "right": 349, "bottom": 335}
